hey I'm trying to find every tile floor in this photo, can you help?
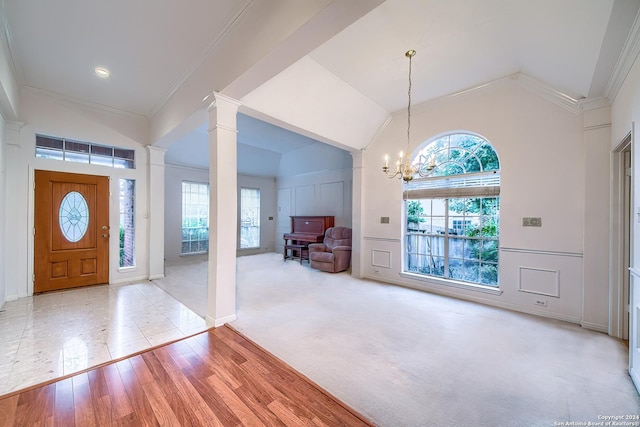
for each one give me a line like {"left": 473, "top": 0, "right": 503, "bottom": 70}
{"left": 0, "top": 281, "right": 211, "bottom": 396}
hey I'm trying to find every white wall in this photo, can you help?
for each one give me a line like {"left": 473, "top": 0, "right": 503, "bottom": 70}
{"left": 0, "top": 115, "right": 6, "bottom": 309}
{"left": 4, "top": 90, "right": 150, "bottom": 299}
{"left": 361, "top": 78, "right": 592, "bottom": 325}
{"left": 164, "top": 163, "right": 277, "bottom": 261}
{"left": 611, "top": 44, "right": 640, "bottom": 386}
{"left": 276, "top": 143, "right": 353, "bottom": 254}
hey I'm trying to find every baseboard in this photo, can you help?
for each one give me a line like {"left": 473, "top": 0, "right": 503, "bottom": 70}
{"left": 630, "top": 367, "right": 640, "bottom": 395}
{"left": 207, "top": 313, "right": 237, "bottom": 327}
{"left": 109, "top": 275, "right": 150, "bottom": 285}
{"left": 581, "top": 321, "right": 609, "bottom": 334}
{"left": 363, "top": 273, "right": 583, "bottom": 326}
{"left": 148, "top": 274, "right": 165, "bottom": 280}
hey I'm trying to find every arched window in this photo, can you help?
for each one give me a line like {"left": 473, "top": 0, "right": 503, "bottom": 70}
{"left": 404, "top": 133, "right": 500, "bottom": 287}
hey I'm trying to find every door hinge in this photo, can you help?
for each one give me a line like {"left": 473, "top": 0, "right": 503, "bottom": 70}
{"left": 626, "top": 167, "right": 632, "bottom": 177}
{"left": 32, "top": 274, "right": 35, "bottom": 282}
{"left": 33, "top": 228, "right": 36, "bottom": 236}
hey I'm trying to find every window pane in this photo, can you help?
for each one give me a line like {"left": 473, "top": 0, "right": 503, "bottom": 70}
{"left": 480, "top": 262, "right": 499, "bottom": 286}
{"left": 36, "top": 147, "right": 64, "bottom": 160}
{"left": 448, "top": 237, "right": 464, "bottom": 259}
{"left": 182, "top": 181, "right": 209, "bottom": 255}
{"left": 34, "top": 134, "right": 135, "bottom": 169}
{"left": 64, "top": 150, "right": 89, "bottom": 164}
{"left": 36, "top": 135, "right": 64, "bottom": 150}
{"left": 119, "top": 179, "right": 135, "bottom": 268}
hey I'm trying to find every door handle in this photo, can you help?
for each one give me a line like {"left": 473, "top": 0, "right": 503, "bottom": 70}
{"left": 102, "top": 234, "right": 109, "bottom": 238}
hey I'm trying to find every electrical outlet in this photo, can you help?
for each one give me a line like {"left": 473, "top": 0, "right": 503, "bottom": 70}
{"left": 534, "top": 299, "right": 547, "bottom": 307}
{"left": 374, "top": 269, "right": 380, "bottom": 275}
{"left": 380, "top": 217, "right": 390, "bottom": 224}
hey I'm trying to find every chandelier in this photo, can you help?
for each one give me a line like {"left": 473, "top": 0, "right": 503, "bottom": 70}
{"left": 382, "top": 50, "right": 436, "bottom": 183}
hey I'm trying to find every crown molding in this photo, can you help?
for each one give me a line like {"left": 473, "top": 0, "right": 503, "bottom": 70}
{"left": 22, "top": 86, "right": 147, "bottom": 121}
{"left": 148, "top": 0, "right": 254, "bottom": 118}
{"left": 605, "top": 8, "right": 640, "bottom": 103}
{"left": 515, "top": 73, "right": 582, "bottom": 115}
{"left": 577, "top": 96, "right": 611, "bottom": 112}
{"left": 0, "top": 0, "right": 24, "bottom": 87}
{"left": 406, "top": 72, "right": 584, "bottom": 116}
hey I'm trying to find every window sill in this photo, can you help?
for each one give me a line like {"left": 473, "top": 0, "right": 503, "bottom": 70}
{"left": 117, "top": 266, "right": 137, "bottom": 273}
{"left": 399, "top": 271, "right": 503, "bottom": 295}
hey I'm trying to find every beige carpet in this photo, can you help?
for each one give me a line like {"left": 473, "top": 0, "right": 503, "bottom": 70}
{"left": 157, "top": 252, "right": 640, "bottom": 426}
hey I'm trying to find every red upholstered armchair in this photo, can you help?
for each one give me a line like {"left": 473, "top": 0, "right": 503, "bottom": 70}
{"left": 308, "top": 227, "right": 352, "bottom": 273}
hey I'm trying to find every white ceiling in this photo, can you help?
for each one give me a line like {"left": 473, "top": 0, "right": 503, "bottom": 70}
{"left": 2, "top": 0, "right": 639, "bottom": 163}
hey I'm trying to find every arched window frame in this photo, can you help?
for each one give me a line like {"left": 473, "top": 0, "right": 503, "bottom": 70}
{"left": 403, "top": 132, "right": 501, "bottom": 288}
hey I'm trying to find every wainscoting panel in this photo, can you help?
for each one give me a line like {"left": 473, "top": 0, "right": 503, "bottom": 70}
{"left": 277, "top": 187, "right": 292, "bottom": 228}
{"left": 319, "top": 181, "right": 344, "bottom": 220}
{"left": 518, "top": 266, "right": 559, "bottom": 297}
{"left": 372, "top": 249, "right": 392, "bottom": 269}
{"left": 295, "top": 185, "right": 316, "bottom": 215}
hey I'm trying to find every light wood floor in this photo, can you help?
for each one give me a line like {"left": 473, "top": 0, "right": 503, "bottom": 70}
{"left": 0, "top": 325, "right": 372, "bottom": 426}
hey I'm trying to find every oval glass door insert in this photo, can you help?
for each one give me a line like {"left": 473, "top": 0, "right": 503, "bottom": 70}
{"left": 59, "top": 191, "right": 89, "bottom": 242}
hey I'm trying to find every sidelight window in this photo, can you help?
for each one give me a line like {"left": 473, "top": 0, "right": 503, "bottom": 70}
{"left": 119, "top": 179, "right": 135, "bottom": 268}
{"left": 240, "top": 188, "right": 260, "bottom": 249}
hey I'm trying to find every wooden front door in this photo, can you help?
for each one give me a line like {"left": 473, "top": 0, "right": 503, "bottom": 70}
{"left": 34, "top": 170, "right": 109, "bottom": 293}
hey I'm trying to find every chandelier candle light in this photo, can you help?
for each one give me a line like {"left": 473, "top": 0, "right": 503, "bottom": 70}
{"left": 382, "top": 49, "right": 436, "bottom": 183}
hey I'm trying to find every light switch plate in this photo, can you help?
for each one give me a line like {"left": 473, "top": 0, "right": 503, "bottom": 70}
{"left": 523, "top": 217, "right": 542, "bottom": 227}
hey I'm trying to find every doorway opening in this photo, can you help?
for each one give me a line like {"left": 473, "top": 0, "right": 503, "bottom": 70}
{"left": 612, "top": 133, "right": 632, "bottom": 340}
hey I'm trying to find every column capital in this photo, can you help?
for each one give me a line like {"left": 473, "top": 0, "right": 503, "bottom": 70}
{"left": 147, "top": 145, "right": 166, "bottom": 166}
{"left": 207, "top": 92, "right": 241, "bottom": 131}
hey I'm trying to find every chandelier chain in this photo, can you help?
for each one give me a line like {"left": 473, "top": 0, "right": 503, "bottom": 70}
{"left": 382, "top": 49, "right": 434, "bottom": 183}
{"left": 407, "top": 52, "right": 412, "bottom": 153}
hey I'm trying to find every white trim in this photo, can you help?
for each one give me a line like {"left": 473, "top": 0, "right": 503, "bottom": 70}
{"left": 363, "top": 236, "right": 401, "bottom": 243}
{"left": 208, "top": 313, "right": 237, "bottom": 327}
{"left": 580, "top": 321, "right": 609, "bottom": 334}
{"left": 515, "top": 74, "right": 581, "bottom": 115}
{"left": 364, "top": 273, "right": 582, "bottom": 325}
{"left": 110, "top": 275, "right": 149, "bottom": 285}
{"left": 631, "top": 367, "right": 640, "bottom": 395}
{"left": 500, "top": 247, "right": 583, "bottom": 258}
{"left": 22, "top": 86, "right": 147, "bottom": 120}
{"left": 399, "top": 271, "right": 503, "bottom": 295}
{"left": 610, "top": 136, "right": 632, "bottom": 338}
{"left": 517, "top": 266, "right": 560, "bottom": 297}
{"left": 371, "top": 250, "right": 392, "bottom": 268}
{"left": 605, "top": 8, "right": 640, "bottom": 103}
{"left": 148, "top": 273, "right": 165, "bottom": 280}
{"left": 578, "top": 97, "right": 611, "bottom": 112}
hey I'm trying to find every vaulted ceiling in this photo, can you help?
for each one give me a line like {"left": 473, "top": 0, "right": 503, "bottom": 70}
{"left": 2, "top": 0, "right": 638, "bottom": 164}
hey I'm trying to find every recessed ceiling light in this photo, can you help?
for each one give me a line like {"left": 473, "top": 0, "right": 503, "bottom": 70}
{"left": 94, "top": 67, "right": 110, "bottom": 78}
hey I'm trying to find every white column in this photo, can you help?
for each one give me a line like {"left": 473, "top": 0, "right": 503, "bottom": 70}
{"left": 148, "top": 146, "right": 166, "bottom": 280}
{"left": 207, "top": 92, "right": 240, "bottom": 326}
